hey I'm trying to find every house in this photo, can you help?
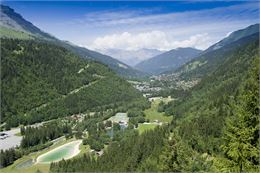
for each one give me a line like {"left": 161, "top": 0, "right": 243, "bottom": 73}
{"left": 96, "top": 150, "right": 104, "bottom": 156}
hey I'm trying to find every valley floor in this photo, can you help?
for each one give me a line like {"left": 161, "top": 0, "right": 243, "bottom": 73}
{"left": 1, "top": 137, "right": 89, "bottom": 173}
{"left": 1, "top": 96, "right": 173, "bottom": 173}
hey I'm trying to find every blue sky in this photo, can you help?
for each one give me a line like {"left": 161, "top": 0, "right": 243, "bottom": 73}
{"left": 2, "top": 1, "right": 259, "bottom": 52}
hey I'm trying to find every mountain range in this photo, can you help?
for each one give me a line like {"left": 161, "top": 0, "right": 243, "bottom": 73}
{"left": 99, "top": 48, "right": 164, "bottom": 66}
{"left": 135, "top": 47, "right": 202, "bottom": 75}
{"left": 172, "top": 23, "right": 259, "bottom": 80}
{"left": 135, "top": 24, "right": 259, "bottom": 76}
{"left": 0, "top": 5, "right": 146, "bottom": 79}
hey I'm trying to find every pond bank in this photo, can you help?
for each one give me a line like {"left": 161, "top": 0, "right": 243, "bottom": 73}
{"left": 36, "top": 140, "right": 82, "bottom": 163}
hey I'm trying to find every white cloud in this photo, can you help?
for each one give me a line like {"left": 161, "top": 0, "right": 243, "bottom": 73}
{"left": 82, "top": 2, "right": 257, "bottom": 52}
{"left": 171, "top": 33, "right": 212, "bottom": 50}
{"left": 90, "top": 31, "right": 169, "bottom": 50}
{"left": 88, "top": 31, "right": 211, "bottom": 51}
{"left": 46, "top": 2, "right": 258, "bottom": 52}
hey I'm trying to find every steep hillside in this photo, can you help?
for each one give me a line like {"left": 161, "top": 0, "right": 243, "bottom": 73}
{"left": 135, "top": 47, "right": 201, "bottom": 74}
{"left": 163, "top": 34, "right": 259, "bottom": 164}
{"left": 205, "top": 23, "right": 259, "bottom": 53}
{"left": 60, "top": 43, "right": 147, "bottom": 78}
{"left": 0, "top": 5, "right": 146, "bottom": 79}
{"left": 173, "top": 24, "right": 259, "bottom": 80}
{"left": 1, "top": 38, "right": 145, "bottom": 128}
{"left": 0, "top": 5, "right": 55, "bottom": 40}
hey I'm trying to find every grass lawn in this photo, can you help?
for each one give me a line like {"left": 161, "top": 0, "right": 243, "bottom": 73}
{"left": 1, "top": 138, "right": 83, "bottom": 173}
{"left": 14, "top": 132, "right": 22, "bottom": 136}
{"left": 77, "top": 143, "right": 90, "bottom": 158}
{"left": 144, "top": 99, "right": 173, "bottom": 123}
{"left": 137, "top": 124, "right": 158, "bottom": 134}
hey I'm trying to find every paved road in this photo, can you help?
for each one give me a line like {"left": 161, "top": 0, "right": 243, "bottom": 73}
{"left": 0, "top": 128, "right": 22, "bottom": 150}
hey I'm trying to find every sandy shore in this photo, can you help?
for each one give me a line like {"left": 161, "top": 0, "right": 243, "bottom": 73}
{"left": 36, "top": 140, "right": 82, "bottom": 163}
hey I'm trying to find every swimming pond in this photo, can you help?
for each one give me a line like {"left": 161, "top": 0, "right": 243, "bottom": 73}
{"left": 36, "top": 140, "right": 82, "bottom": 163}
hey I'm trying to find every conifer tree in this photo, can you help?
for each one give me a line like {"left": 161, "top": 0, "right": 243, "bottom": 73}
{"left": 221, "top": 61, "right": 259, "bottom": 172}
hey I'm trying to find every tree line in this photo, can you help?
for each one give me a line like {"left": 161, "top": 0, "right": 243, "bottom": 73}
{"left": 20, "top": 121, "right": 71, "bottom": 148}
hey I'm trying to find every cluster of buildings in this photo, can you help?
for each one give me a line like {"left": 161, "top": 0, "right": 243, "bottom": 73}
{"left": 128, "top": 80, "right": 162, "bottom": 93}
{"left": 151, "top": 73, "right": 199, "bottom": 90}
{"left": 107, "top": 113, "right": 129, "bottom": 128}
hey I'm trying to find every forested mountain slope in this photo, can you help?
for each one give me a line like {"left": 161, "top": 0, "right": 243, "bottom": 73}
{"left": 172, "top": 24, "right": 259, "bottom": 80}
{"left": 1, "top": 38, "right": 145, "bottom": 128}
{"left": 205, "top": 23, "right": 259, "bottom": 53}
{"left": 135, "top": 47, "right": 201, "bottom": 75}
{"left": 59, "top": 43, "right": 146, "bottom": 78}
{"left": 51, "top": 30, "right": 259, "bottom": 172}
{"left": 162, "top": 34, "right": 259, "bottom": 171}
{"left": 0, "top": 5, "right": 146, "bottom": 79}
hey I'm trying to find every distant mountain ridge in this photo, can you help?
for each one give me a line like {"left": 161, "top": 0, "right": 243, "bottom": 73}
{"left": 0, "top": 5, "right": 55, "bottom": 40}
{"left": 204, "top": 24, "right": 259, "bottom": 53}
{"left": 135, "top": 47, "right": 202, "bottom": 75}
{"left": 99, "top": 48, "right": 165, "bottom": 66}
{"left": 0, "top": 5, "right": 146, "bottom": 79}
{"left": 59, "top": 43, "right": 146, "bottom": 78}
{"left": 172, "top": 24, "right": 259, "bottom": 80}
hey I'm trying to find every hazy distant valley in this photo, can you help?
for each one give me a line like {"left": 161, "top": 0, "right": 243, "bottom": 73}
{"left": 98, "top": 48, "right": 164, "bottom": 66}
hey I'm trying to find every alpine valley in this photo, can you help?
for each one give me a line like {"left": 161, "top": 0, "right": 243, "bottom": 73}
{"left": 0, "top": 2, "right": 259, "bottom": 173}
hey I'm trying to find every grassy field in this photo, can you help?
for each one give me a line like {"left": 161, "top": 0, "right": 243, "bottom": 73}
{"left": 0, "top": 27, "right": 33, "bottom": 40}
{"left": 137, "top": 123, "right": 158, "bottom": 134}
{"left": 75, "top": 142, "right": 90, "bottom": 158}
{"left": 1, "top": 138, "right": 86, "bottom": 173}
{"left": 144, "top": 99, "right": 173, "bottom": 123}
{"left": 137, "top": 97, "right": 173, "bottom": 134}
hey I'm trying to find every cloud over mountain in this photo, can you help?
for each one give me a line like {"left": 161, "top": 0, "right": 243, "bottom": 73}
{"left": 90, "top": 31, "right": 212, "bottom": 51}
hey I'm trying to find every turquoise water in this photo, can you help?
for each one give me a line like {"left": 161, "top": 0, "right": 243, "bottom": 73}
{"left": 37, "top": 142, "right": 78, "bottom": 163}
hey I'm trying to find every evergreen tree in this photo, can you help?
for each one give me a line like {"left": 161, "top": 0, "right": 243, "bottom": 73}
{"left": 220, "top": 60, "right": 259, "bottom": 172}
